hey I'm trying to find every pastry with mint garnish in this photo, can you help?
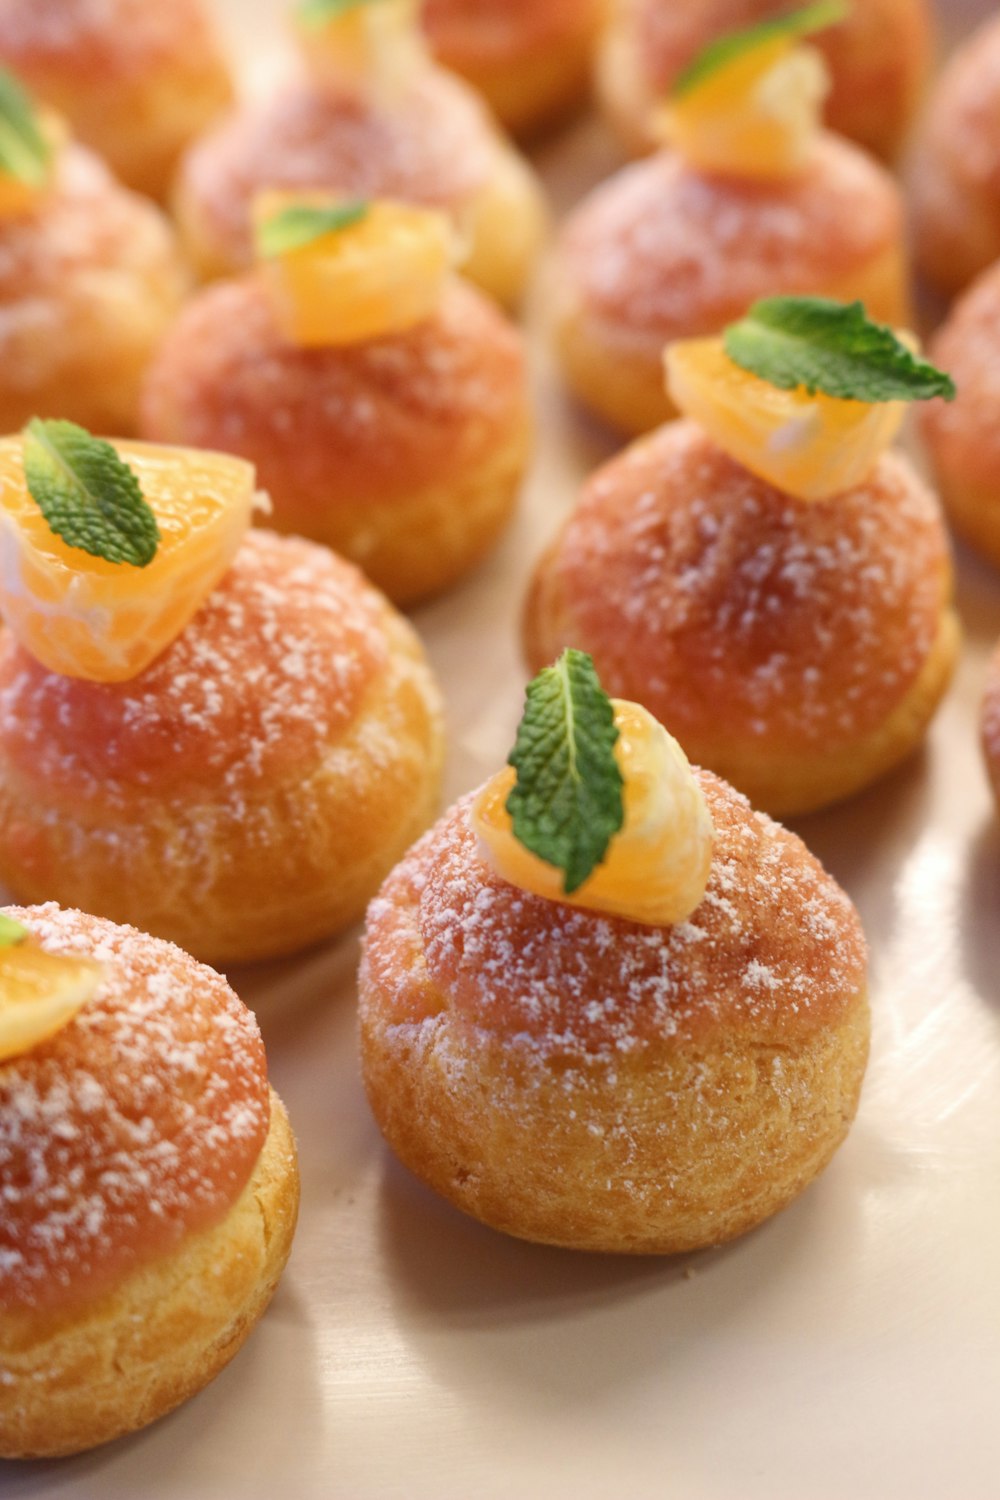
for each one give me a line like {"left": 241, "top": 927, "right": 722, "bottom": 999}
{"left": 174, "top": 0, "right": 546, "bottom": 310}
{"left": 553, "top": 3, "right": 909, "bottom": 436}
{"left": 527, "top": 298, "right": 959, "bottom": 816}
{"left": 360, "top": 649, "right": 869, "bottom": 1253}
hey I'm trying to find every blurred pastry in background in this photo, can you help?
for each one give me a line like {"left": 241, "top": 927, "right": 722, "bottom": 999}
{"left": 981, "top": 642, "right": 1000, "bottom": 810}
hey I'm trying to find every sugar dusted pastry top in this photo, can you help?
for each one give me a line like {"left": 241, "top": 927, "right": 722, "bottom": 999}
{"left": 423, "top": 0, "right": 587, "bottom": 60}
{"left": 363, "top": 771, "right": 867, "bottom": 1058}
{"left": 0, "top": 0, "right": 221, "bottom": 76}
{"left": 0, "top": 904, "right": 268, "bottom": 1312}
{"left": 0, "top": 531, "right": 390, "bottom": 812}
{"left": 559, "top": 135, "right": 900, "bottom": 338}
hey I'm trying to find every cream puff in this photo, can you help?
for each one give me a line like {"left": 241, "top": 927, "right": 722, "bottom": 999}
{"left": 173, "top": 1, "right": 546, "bottom": 308}
{"left": 422, "top": 0, "right": 606, "bottom": 136}
{"left": 0, "top": 902, "right": 298, "bottom": 1458}
{"left": 0, "top": 431, "right": 445, "bottom": 963}
{"left": 554, "top": 15, "right": 908, "bottom": 435}
{"left": 0, "top": 0, "right": 233, "bottom": 202}
{"left": 142, "top": 196, "right": 531, "bottom": 607}
{"left": 360, "top": 657, "right": 869, "bottom": 1253}
{"left": 921, "top": 260, "right": 1000, "bottom": 569}
{"left": 528, "top": 303, "right": 959, "bottom": 815}
{"left": 982, "top": 643, "right": 1000, "bottom": 809}
{"left": 0, "top": 77, "right": 187, "bottom": 435}
{"left": 912, "top": 16, "right": 1000, "bottom": 299}
{"left": 598, "top": 0, "right": 933, "bottom": 162}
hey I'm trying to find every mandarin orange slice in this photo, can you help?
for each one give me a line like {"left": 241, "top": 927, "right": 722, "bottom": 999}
{"left": 0, "top": 935, "right": 103, "bottom": 1062}
{"left": 0, "top": 439, "right": 257, "bottom": 682}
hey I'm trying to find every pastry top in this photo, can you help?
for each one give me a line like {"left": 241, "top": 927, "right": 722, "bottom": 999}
{"left": 533, "top": 421, "right": 949, "bottom": 753}
{"left": 916, "top": 16, "right": 1000, "bottom": 198}
{"left": 141, "top": 274, "right": 527, "bottom": 501}
{"left": 178, "top": 68, "right": 496, "bottom": 275}
{"left": 423, "top": 0, "right": 592, "bottom": 62}
{"left": 363, "top": 770, "right": 867, "bottom": 1060}
{"left": 0, "top": 0, "right": 224, "bottom": 79}
{"left": 0, "top": 530, "right": 392, "bottom": 814}
{"left": 0, "top": 904, "right": 268, "bottom": 1312}
{"left": 923, "top": 261, "right": 1000, "bottom": 478}
{"left": 558, "top": 134, "right": 901, "bottom": 338}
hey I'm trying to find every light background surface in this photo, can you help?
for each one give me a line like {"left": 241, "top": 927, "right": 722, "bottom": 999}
{"left": 4, "top": 0, "right": 1000, "bottom": 1495}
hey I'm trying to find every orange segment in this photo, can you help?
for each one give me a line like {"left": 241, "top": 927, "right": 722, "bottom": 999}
{"left": 0, "top": 940, "right": 103, "bottom": 1062}
{"left": 666, "top": 337, "right": 906, "bottom": 501}
{"left": 255, "top": 193, "right": 457, "bottom": 348}
{"left": 0, "top": 112, "right": 66, "bottom": 217}
{"left": 471, "top": 700, "right": 714, "bottom": 927}
{"left": 657, "top": 39, "right": 829, "bottom": 179}
{"left": 298, "top": 0, "right": 423, "bottom": 90}
{"left": 0, "top": 440, "right": 257, "bottom": 682}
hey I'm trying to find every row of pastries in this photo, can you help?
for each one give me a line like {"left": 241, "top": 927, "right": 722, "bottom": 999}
{"left": 0, "top": 0, "right": 998, "bottom": 1469}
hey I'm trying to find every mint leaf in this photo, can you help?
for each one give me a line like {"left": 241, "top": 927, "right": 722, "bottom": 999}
{"left": 0, "top": 915, "right": 27, "bottom": 949}
{"left": 506, "top": 650, "right": 624, "bottom": 896}
{"left": 0, "top": 69, "right": 52, "bottom": 187}
{"left": 22, "top": 420, "right": 159, "bottom": 568}
{"left": 672, "top": 0, "right": 848, "bottom": 98}
{"left": 724, "top": 297, "right": 957, "bottom": 403}
{"left": 256, "top": 199, "right": 369, "bottom": 258}
{"left": 297, "top": 0, "right": 378, "bottom": 28}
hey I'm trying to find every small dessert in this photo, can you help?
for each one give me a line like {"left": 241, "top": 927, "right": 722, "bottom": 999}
{"left": 0, "top": 903, "right": 299, "bottom": 1458}
{"left": 921, "top": 261, "right": 1000, "bottom": 570}
{"left": 528, "top": 299, "right": 959, "bottom": 815}
{"left": 141, "top": 194, "right": 531, "bottom": 607}
{"left": 0, "top": 0, "right": 233, "bottom": 202}
{"left": 174, "top": 0, "right": 547, "bottom": 309}
{"left": 912, "top": 16, "right": 1000, "bottom": 300}
{"left": 553, "top": 4, "right": 909, "bottom": 435}
{"left": 982, "top": 644, "right": 1000, "bottom": 809}
{"left": 0, "top": 70, "right": 187, "bottom": 435}
{"left": 360, "top": 650, "right": 870, "bottom": 1253}
{"left": 0, "top": 424, "right": 445, "bottom": 963}
{"left": 598, "top": 0, "right": 933, "bottom": 162}
{"left": 421, "top": 0, "right": 607, "bottom": 136}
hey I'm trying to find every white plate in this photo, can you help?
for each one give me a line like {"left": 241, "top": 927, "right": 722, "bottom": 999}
{"left": 5, "top": 2, "right": 1000, "bottom": 1496}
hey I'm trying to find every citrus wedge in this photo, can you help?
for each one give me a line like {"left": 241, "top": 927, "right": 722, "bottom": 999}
{"left": 471, "top": 700, "right": 714, "bottom": 927}
{"left": 665, "top": 337, "right": 906, "bottom": 501}
{"left": 0, "top": 939, "right": 103, "bottom": 1063}
{"left": 298, "top": 0, "right": 423, "bottom": 90}
{"left": 657, "top": 40, "right": 828, "bottom": 179}
{"left": 0, "top": 439, "right": 257, "bottom": 682}
{"left": 255, "top": 192, "right": 457, "bottom": 348}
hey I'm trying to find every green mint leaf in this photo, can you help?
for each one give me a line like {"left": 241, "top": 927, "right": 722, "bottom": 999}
{"left": 22, "top": 420, "right": 159, "bottom": 568}
{"left": 256, "top": 199, "right": 369, "bottom": 259}
{"left": 724, "top": 297, "right": 957, "bottom": 403}
{"left": 506, "top": 650, "right": 625, "bottom": 896}
{"left": 0, "top": 914, "right": 27, "bottom": 948}
{"left": 0, "top": 69, "right": 52, "bottom": 187}
{"left": 672, "top": 0, "right": 849, "bottom": 98}
{"left": 297, "top": 0, "right": 379, "bottom": 28}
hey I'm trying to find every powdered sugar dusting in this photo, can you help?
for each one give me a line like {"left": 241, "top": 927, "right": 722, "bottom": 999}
{"left": 0, "top": 904, "right": 268, "bottom": 1312}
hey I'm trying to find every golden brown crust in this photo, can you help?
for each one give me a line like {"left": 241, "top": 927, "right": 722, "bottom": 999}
{"left": 141, "top": 275, "right": 531, "bottom": 605}
{"left": 359, "top": 775, "right": 869, "bottom": 1253}
{"left": 172, "top": 66, "right": 546, "bottom": 307}
{"left": 551, "top": 138, "right": 907, "bottom": 434}
{"left": 0, "top": 533, "right": 445, "bottom": 964}
{"left": 0, "top": 1089, "right": 299, "bottom": 1459}
{"left": 922, "top": 261, "right": 1000, "bottom": 567}
{"left": 0, "top": 0, "right": 232, "bottom": 199}
{"left": 524, "top": 423, "right": 956, "bottom": 815}
{"left": 913, "top": 16, "right": 1000, "bottom": 298}
{"left": 0, "top": 143, "right": 187, "bottom": 434}
{"left": 597, "top": 0, "right": 933, "bottom": 161}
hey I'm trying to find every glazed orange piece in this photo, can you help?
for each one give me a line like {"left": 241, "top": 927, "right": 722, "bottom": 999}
{"left": 0, "top": 934, "right": 103, "bottom": 1062}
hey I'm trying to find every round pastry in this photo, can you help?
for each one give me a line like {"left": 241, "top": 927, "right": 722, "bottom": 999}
{"left": 0, "top": 902, "right": 299, "bottom": 1459}
{"left": 0, "top": 433, "right": 445, "bottom": 963}
{"left": 0, "top": 0, "right": 233, "bottom": 202}
{"left": 0, "top": 81, "right": 187, "bottom": 435}
{"left": 173, "top": 3, "right": 546, "bottom": 308}
{"left": 421, "top": 0, "right": 607, "bottom": 136}
{"left": 553, "top": 16, "right": 908, "bottom": 435}
{"left": 981, "top": 643, "right": 1000, "bottom": 808}
{"left": 528, "top": 305, "right": 959, "bottom": 816}
{"left": 912, "top": 16, "right": 1000, "bottom": 300}
{"left": 598, "top": 0, "right": 933, "bottom": 162}
{"left": 921, "top": 261, "right": 1000, "bottom": 569}
{"left": 141, "top": 196, "right": 531, "bottom": 607}
{"left": 360, "top": 657, "right": 870, "bottom": 1253}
